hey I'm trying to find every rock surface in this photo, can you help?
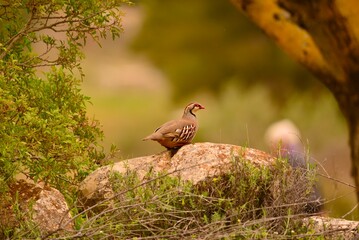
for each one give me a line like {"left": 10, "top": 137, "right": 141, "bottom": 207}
{"left": 1, "top": 180, "right": 73, "bottom": 235}
{"left": 79, "top": 142, "right": 275, "bottom": 206}
{"left": 303, "top": 216, "right": 359, "bottom": 239}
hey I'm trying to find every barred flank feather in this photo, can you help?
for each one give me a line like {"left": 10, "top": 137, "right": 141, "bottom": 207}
{"left": 174, "top": 124, "right": 196, "bottom": 142}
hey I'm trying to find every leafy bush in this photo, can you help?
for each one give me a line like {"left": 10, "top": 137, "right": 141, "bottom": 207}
{"left": 0, "top": 0, "right": 129, "bottom": 191}
{"left": 0, "top": 67, "right": 103, "bottom": 190}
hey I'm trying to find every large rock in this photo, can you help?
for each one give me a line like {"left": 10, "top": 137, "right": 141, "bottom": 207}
{"left": 0, "top": 180, "right": 73, "bottom": 235}
{"left": 79, "top": 142, "right": 275, "bottom": 206}
{"left": 303, "top": 216, "right": 359, "bottom": 239}
{"left": 78, "top": 142, "right": 359, "bottom": 238}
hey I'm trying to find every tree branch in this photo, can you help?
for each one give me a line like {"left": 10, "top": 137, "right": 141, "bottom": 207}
{"left": 230, "top": 0, "right": 343, "bottom": 89}
{"left": 0, "top": 11, "right": 35, "bottom": 60}
{"left": 279, "top": 0, "right": 359, "bottom": 83}
{"left": 0, "top": 3, "right": 122, "bottom": 65}
{"left": 231, "top": 0, "right": 359, "bottom": 91}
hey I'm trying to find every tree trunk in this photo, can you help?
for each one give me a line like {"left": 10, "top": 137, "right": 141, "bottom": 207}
{"left": 350, "top": 119, "right": 359, "bottom": 195}
{"left": 343, "top": 97, "right": 359, "bottom": 196}
{"left": 231, "top": 0, "right": 359, "bottom": 200}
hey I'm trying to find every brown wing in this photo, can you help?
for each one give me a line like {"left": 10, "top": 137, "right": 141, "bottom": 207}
{"left": 152, "top": 120, "right": 197, "bottom": 141}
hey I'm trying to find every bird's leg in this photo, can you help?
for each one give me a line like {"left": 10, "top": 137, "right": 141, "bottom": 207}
{"left": 169, "top": 148, "right": 180, "bottom": 157}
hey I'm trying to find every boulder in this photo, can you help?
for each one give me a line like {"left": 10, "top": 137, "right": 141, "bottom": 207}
{"left": 303, "top": 216, "right": 359, "bottom": 239}
{"left": 78, "top": 142, "right": 359, "bottom": 238}
{"left": 79, "top": 142, "right": 275, "bottom": 206}
{"left": 0, "top": 180, "right": 73, "bottom": 236}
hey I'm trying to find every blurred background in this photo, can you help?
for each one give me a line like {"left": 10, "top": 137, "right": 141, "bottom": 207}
{"left": 81, "top": 1, "right": 355, "bottom": 219}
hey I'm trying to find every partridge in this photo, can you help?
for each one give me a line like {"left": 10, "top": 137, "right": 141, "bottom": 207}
{"left": 143, "top": 102, "right": 205, "bottom": 149}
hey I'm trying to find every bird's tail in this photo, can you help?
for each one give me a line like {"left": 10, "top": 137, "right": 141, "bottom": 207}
{"left": 142, "top": 132, "right": 160, "bottom": 141}
{"left": 142, "top": 135, "right": 152, "bottom": 141}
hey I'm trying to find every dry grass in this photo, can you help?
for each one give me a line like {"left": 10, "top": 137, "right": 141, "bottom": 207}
{"left": 40, "top": 155, "right": 323, "bottom": 239}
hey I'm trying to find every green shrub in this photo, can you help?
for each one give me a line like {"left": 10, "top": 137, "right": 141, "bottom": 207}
{"left": 0, "top": 1, "right": 129, "bottom": 237}
{"left": 0, "top": 0, "right": 129, "bottom": 192}
{"left": 66, "top": 156, "right": 320, "bottom": 239}
{"left": 0, "top": 66, "right": 103, "bottom": 189}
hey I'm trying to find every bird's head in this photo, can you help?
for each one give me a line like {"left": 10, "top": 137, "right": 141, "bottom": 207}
{"left": 190, "top": 103, "right": 205, "bottom": 112}
{"left": 185, "top": 102, "right": 205, "bottom": 116}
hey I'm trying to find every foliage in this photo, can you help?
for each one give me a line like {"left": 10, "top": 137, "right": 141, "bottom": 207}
{"left": 34, "top": 156, "right": 321, "bottom": 239}
{"left": 0, "top": 0, "right": 129, "bottom": 191}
